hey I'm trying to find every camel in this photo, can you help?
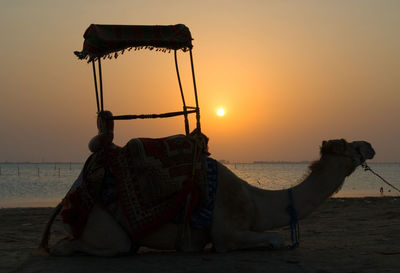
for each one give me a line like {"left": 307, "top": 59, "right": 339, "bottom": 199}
{"left": 38, "top": 138, "right": 374, "bottom": 256}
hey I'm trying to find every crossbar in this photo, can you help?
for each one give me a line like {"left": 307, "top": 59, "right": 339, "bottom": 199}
{"left": 111, "top": 109, "right": 197, "bottom": 120}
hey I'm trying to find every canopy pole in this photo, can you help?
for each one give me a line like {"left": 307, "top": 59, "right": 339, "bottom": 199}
{"left": 189, "top": 49, "right": 200, "bottom": 133}
{"left": 98, "top": 58, "right": 104, "bottom": 112}
{"left": 174, "top": 50, "right": 190, "bottom": 135}
{"left": 91, "top": 60, "right": 100, "bottom": 113}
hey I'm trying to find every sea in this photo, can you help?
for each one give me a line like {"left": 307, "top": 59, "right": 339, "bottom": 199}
{"left": 0, "top": 162, "right": 399, "bottom": 208}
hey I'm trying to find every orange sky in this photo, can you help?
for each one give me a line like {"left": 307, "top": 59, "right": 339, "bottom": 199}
{"left": 0, "top": 0, "right": 399, "bottom": 162}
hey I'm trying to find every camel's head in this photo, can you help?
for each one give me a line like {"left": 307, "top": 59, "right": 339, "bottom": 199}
{"left": 321, "top": 139, "right": 375, "bottom": 166}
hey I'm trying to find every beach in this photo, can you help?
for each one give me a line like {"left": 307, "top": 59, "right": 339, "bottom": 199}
{"left": 1, "top": 197, "right": 399, "bottom": 273}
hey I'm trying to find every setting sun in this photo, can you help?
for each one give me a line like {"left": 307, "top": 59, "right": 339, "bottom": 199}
{"left": 217, "top": 108, "right": 225, "bottom": 117}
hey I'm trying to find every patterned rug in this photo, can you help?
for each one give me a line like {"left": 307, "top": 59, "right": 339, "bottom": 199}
{"left": 61, "top": 134, "right": 213, "bottom": 240}
{"left": 105, "top": 134, "right": 203, "bottom": 240}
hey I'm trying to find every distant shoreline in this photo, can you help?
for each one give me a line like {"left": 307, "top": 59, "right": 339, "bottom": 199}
{"left": 220, "top": 161, "right": 399, "bottom": 165}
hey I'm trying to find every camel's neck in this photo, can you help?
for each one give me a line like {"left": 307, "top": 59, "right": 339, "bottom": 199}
{"left": 246, "top": 155, "right": 356, "bottom": 230}
{"left": 291, "top": 155, "right": 355, "bottom": 217}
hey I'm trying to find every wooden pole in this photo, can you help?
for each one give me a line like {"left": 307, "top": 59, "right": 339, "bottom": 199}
{"left": 92, "top": 60, "right": 100, "bottom": 112}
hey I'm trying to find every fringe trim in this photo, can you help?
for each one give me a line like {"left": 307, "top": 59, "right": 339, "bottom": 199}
{"left": 74, "top": 46, "right": 191, "bottom": 63}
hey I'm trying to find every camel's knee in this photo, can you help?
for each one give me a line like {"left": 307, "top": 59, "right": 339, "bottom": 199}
{"left": 51, "top": 204, "right": 131, "bottom": 256}
{"left": 81, "top": 204, "right": 131, "bottom": 254}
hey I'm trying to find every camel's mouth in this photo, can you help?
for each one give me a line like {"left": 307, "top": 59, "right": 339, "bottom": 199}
{"left": 352, "top": 141, "right": 375, "bottom": 161}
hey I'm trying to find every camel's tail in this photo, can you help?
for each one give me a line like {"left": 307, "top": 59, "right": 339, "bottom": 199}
{"left": 37, "top": 202, "right": 63, "bottom": 254}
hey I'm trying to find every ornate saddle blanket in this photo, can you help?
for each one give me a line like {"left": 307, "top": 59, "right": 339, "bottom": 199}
{"left": 61, "top": 134, "right": 213, "bottom": 240}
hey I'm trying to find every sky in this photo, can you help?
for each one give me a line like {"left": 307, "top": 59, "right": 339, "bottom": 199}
{"left": 0, "top": 0, "right": 399, "bottom": 163}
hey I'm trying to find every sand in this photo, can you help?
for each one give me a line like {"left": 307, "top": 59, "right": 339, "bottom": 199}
{"left": 1, "top": 197, "right": 399, "bottom": 273}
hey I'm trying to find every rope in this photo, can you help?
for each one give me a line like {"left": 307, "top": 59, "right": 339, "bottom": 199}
{"left": 287, "top": 188, "right": 300, "bottom": 249}
{"left": 361, "top": 162, "right": 400, "bottom": 194}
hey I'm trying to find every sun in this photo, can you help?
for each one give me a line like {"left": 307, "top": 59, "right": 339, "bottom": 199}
{"left": 217, "top": 107, "right": 225, "bottom": 117}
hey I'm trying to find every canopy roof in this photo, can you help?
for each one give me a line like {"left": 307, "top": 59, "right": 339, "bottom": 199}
{"left": 74, "top": 24, "right": 193, "bottom": 61}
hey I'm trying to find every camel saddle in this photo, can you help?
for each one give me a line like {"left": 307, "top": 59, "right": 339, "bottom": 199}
{"left": 61, "top": 134, "right": 210, "bottom": 240}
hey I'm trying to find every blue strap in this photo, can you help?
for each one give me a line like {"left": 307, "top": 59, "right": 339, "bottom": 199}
{"left": 287, "top": 189, "right": 300, "bottom": 249}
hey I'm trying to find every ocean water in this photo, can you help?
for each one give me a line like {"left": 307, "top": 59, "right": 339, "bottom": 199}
{"left": 0, "top": 163, "right": 83, "bottom": 208}
{"left": 224, "top": 162, "right": 400, "bottom": 198}
{"left": 0, "top": 162, "right": 399, "bottom": 208}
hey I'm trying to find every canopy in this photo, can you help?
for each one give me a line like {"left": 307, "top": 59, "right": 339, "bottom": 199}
{"left": 74, "top": 24, "right": 193, "bottom": 61}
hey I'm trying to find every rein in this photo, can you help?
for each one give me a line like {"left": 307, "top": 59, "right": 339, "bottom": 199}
{"left": 361, "top": 162, "right": 400, "bottom": 195}
{"left": 287, "top": 189, "right": 300, "bottom": 249}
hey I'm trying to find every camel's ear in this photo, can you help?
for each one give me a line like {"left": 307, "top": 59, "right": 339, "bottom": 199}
{"left": 339, "top": 139, "right": 347, "bottom": 150}
{"left": 320, "top": 141, "right": 329, "bottom": 155}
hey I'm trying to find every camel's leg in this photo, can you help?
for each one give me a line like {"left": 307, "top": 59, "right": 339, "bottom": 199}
{"left": 50, "top": 204, "right": 131, "bottom": 256}
{"left": 212, "top": 230, "right": 284, "bottom": 252}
